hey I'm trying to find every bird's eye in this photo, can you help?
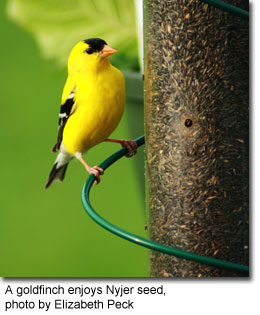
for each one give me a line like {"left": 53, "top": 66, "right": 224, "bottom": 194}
{"left": 85, "top": 48, "right": 94, "bottom": 54}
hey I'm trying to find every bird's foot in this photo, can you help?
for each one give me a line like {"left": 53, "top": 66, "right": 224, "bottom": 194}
{"left": 85, "top": 165, "right": 104, "bottom": 184}
{"left": 120, "top": 140, "right": 138, "bottom": 158}
{"left": 76, "top": 153, "right": 104, "bottom": 184}
{"left": 106, "top": 139, "right": 137, "bottom": 157}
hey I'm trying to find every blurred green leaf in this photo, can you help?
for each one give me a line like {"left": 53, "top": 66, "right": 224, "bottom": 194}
{"left": 7, "top": 0, "right": 139, "bottom": 71}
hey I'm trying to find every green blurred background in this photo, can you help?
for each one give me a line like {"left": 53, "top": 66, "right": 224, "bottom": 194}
{"left": 0, "top": 0, "right": 148, "bottom": 277}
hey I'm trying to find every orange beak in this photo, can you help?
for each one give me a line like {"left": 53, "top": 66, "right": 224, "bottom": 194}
{"left": 100, "top": 45, "right": 118, "bottom": 58}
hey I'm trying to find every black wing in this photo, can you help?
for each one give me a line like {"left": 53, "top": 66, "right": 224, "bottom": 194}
{"left": 52, "top": 89, "right": 75, "bottom": 153}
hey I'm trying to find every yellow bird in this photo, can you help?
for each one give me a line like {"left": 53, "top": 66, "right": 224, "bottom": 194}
{"left": 45, "top": 38, "right": 137, "bottom": 188}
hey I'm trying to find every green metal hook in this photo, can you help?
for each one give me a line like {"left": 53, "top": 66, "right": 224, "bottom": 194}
{"left": 198, "top": 0, "right": 249, "bottom": 21}
{"left": 81, "top": 136, "right": 249, "bottom": 275}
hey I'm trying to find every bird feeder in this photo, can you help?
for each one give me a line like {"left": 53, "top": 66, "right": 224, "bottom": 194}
{"left": 144, "top": 0, "right": 249, "bottom": 277}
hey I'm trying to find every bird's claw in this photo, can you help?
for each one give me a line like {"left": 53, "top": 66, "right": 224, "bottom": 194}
{"left": 88, "top": 166, "right": 104, "bottom": 184}
{"left": 121, "top": 140, "right": 138, "bottom": 158}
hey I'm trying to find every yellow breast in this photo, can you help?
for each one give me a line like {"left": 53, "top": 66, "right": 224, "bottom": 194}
{"left": 63, "top": 65, "right": 125, "bottom": 155}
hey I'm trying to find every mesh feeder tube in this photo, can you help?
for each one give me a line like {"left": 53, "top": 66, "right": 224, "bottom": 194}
{"left": 144, "top": 0, "right": 249, "bottom": 277}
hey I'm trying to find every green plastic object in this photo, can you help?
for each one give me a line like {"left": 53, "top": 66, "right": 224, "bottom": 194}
{"left": 199, "top": 0, "right": 249, "bottom": 21}
{"left": 81, "top": 136, "right": 249, "bottom": 275}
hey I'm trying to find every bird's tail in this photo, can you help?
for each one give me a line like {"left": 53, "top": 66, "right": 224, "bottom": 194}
{"left": 45, "top": 151, "right": 72, "bottom": 189}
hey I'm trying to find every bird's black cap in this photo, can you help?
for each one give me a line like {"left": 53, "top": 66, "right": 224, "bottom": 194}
{"left": 84, "top": 38, "right": 107, "bottom": 52}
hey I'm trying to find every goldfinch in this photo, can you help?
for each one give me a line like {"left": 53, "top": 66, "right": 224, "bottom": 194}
{"left": 45, "top": 38, "right": 137, "bottom": 188}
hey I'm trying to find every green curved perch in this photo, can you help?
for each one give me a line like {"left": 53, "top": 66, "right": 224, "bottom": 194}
{"left": 81, "top": 136, "right": 249, "bottom": 275}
